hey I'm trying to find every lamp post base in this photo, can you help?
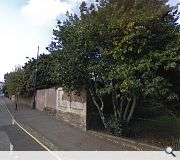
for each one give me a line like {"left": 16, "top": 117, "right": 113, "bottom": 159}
{"left": 32, "top": 100, "right": 36, "bottom": 109}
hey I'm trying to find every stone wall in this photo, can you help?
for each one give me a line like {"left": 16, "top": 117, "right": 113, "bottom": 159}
{"left": 11, "top": 95, "right": 33, "bottom": 108}
{"left": 57, "top": 88, "right": 86, "bottom": 115}
{"left": 56, "top": 88, "right": 87, "bottom": 130}
{"left": 10, "top": 88, "right": 106, "bottom": 130}
{"left": 36, "top": 87, "right": 87, "bottom": 130}
{"left": 10, "top": 88, "right": 103, "bottom": 130}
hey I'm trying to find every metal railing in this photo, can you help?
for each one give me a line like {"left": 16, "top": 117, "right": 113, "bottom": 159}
{"left": 121, "top": 118, "right": 180, "bottom": 150}
{"left": 88, "top": 113, "right": 180, "bottom": 150}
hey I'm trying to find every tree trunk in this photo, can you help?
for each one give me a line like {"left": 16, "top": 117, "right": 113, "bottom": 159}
{"left": 118, "top": 98, "right": 123, "bottom": 120}
{"left": 115, "top": 92, "right": 121, "bottom": 118}
{"left": 89, "top": 89, "right": 107, "bottom": 129}
{"left": 112, "top": 93, "right": 117, "bottom": 118}
{"left": 99, "top": 96, "right": 107, "bottom": 128}
{"left": 126, "top": 97, "right": 136, "bottom": 123}
{"left": 123, "top": 98, "right": 131, "bottom": 121}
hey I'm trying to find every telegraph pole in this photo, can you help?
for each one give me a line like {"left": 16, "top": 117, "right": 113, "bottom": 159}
{"left": 32, "top": 46, "right": 39, "bottom": 109}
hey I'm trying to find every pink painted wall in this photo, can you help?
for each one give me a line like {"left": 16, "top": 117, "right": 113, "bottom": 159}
{"left": 45, "top": 88, "right": 57, "bottom": 109}
{"left": 11, "top": 95, "right": 33, "bottom": 108}
{"left": 36, "top": 89, "right": 46, "bottom": 111}
{"left": 36, "top": 88, "right": 57, "bottom": 111}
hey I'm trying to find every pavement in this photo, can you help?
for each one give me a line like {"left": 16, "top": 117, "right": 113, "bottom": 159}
{"left": 2, "top": 96, "right": 162, "bottom": 151}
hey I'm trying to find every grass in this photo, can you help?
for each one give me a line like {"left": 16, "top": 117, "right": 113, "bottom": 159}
{"left": 134, "top": 116, "right": 180, "bottom": 132}
{"left": 121, "top": 116, "right": 180, "bottom": 149}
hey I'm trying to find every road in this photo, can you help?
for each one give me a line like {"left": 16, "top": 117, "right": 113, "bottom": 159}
{"left": 0, "top": 95, "right": 45, "bottom": 151}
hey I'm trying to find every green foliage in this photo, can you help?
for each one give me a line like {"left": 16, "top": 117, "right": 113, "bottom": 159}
{"left": 106, "top": 115, "right": 123, "bottom": 136}
{"left": 4, "top": 53, "right": 60, "bottom": 96}
{"left": 5, "top": 66, "right": 23, "bottom": 96}
{"left": 37, "top": 53, "right": 59, "bottom": 89}
{"left": 20, "top": 58, "right": 36, "bottom": 95}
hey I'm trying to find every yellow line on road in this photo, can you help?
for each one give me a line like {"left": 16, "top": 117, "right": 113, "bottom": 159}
{"left": 3, "top": 100, "right": 62, "bottom": 160}
{"left": 15, "top": 120, "right": 51, "bottom": 151}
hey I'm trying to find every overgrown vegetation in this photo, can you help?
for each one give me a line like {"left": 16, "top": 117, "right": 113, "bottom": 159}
{"left": 106, "top": 116, "right": 123, "bottom": 136}
{"left": 4, "top": 0, "right": 180, "bottom": 131}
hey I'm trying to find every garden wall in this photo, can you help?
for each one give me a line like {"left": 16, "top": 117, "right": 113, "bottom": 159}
{"left": 36, "top": 87, "right": 87, "bottom": 130}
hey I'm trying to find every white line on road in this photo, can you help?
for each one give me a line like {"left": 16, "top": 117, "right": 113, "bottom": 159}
{"left": 3, "top": 100, "right": 62, "bottom": 160}
{"left": 10, "top": 143, "right": 13, "bottom": 151}
{"left": 12, "top": 118, "right": 15, "bottom": 125}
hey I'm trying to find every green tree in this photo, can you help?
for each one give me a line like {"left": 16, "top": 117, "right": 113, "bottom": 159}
{"left": 105, "top": 1, "right": 180, "bottom": 122}
{"left": 5, "top": 66, "right": 23, "bottom": 96}
{"left": 48, "top": 0, "right": 180, "bottom": 127}
{"left": 37, "top": 53, "right": 59, "bottom": 89}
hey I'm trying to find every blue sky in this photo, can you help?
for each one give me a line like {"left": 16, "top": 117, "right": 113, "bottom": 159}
{"left": 0, "top": 0, "right": 179, "bottom": 81}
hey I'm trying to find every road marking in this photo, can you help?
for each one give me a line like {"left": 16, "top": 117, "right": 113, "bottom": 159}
{"left": 3, "top": 100, "right": 62, "bottom": 160}
{"left": 12, "top": 118, "right": 15, "bottom": 125}
{"left": 2, "top": 100, "right": 50, "bottom": 150}
{"left": 10, "top": 143, "right": 13, "bottom": 151}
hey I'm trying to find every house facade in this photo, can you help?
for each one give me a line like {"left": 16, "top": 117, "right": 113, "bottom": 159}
{"left": 0, "top": 81, "right": 4, "bottom": 93}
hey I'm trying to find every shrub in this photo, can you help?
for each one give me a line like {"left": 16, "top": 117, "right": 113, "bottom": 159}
{"left": 106, "top": 116, "right": 123, "bottom": 137}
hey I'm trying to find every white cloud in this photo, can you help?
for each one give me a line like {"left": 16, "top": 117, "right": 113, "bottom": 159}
{"left": 21, "top": 0, "right": 74, "bottom": 27}
{"left": 21, "top": 0, "right": 95, "bottom": 27}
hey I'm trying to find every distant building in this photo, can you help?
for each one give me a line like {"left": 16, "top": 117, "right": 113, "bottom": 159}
{"left": 0, "top": 81, "right": 4, "bottom": 93}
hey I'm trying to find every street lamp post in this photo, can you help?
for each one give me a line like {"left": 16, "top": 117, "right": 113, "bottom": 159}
{"left": 32, "top": 46, "right": 39, "bottom": 109}
{"left": 26, "top": 46, "right": 39, "bottom": 109}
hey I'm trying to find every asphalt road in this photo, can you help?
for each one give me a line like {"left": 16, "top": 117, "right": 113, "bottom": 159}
{"left": 0, "top": 95, "right": 45, "bottom": 151}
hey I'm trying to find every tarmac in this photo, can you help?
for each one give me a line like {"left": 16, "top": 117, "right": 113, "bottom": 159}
{"left": 3, "top": 97, "right": 162, "bottom": 151}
